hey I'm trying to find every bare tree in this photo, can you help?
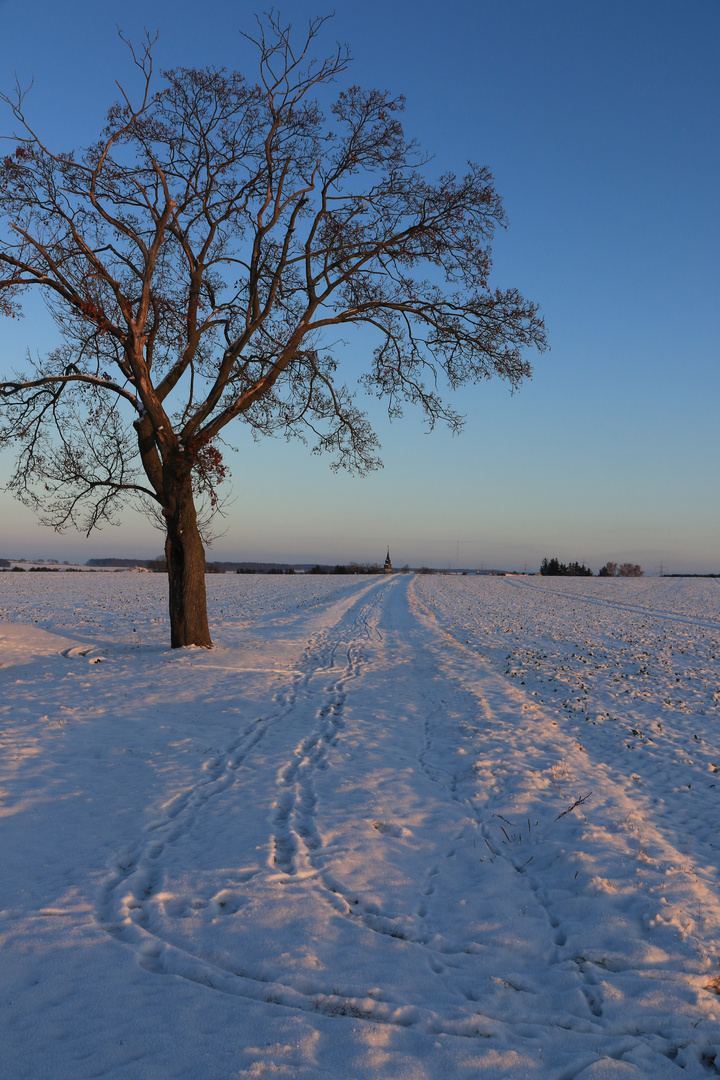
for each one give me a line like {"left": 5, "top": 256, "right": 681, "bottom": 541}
{"left": 598, "top": 561, "right": 618, "bottom": 577}
{"left": 617, "top": 563, "right": 643, "bottom": 577}
{"left": 0, "top": 15, "right": 547, "bottom": 647}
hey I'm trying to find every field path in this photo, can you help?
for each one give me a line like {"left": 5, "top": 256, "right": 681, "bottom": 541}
{"left": 83, "top": 574, "right": 720, "bottom": 1077}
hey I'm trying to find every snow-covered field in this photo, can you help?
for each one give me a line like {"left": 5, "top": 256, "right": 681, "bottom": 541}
{"left": 2, "top": 572, "right": 720, "bottom": 1079}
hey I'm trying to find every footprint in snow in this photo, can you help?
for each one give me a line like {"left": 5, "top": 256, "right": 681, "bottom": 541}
{"left": 372, "top": 821, "right": 405, "bottom": 838}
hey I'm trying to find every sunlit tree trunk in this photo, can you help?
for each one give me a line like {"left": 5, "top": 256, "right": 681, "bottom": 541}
{"left": 163, "top": 457, "right": 212, "bottom": 648}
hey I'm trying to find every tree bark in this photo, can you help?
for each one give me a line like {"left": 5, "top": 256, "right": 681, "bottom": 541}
{"left": 163, "top": 458, "right": 212, "bottom": 648}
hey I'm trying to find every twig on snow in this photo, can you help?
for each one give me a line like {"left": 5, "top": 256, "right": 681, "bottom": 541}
{"left": 554, "top": 792, "right": 592, "bottom": 822}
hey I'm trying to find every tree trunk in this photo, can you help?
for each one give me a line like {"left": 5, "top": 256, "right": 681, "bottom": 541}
{"left": 163, "top": 459, "right": 212, "bottom": 648}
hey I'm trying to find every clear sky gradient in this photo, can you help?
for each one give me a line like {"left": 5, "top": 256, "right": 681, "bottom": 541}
{"left": 0, "top": 0, "right": 717, "bottom": 571}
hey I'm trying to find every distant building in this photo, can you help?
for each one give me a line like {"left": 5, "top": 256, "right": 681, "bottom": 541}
{"left": 384, "top": 549, "right": 392, "bottom": 574}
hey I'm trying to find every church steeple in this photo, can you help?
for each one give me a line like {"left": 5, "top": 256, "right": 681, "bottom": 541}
{"left": 384, "top": 548, "right": 392, "bottom": 574}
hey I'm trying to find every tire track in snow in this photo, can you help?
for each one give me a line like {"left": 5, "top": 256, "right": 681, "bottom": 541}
{"left": 96, "top": 665, "right": 303, "bottom": 935}
{"left": 278, "top": 581, "right": 637, "bottom": 1036}
{"left": 95, "top": 578, "right": 477, "bottom": 1031}
{"left": 98, "top": 579, "right": 392, "bottom": 930}
{"left": 289, "top": 579, "right": 698, "bottom": 1063}
{"left": 265, "top": 583, "right": 460, "bottom": 952}
{"left": 268, "top": 588, "right": 381, "bottom": 875}
{"left": 96, "top": 576, "right": 509, "bottom": 1040}
{"left": 96, "top": 575, "right": 720, "bottom": 1066}
{"left": 409, "top": 577, "right": 720, "bottom": 1070}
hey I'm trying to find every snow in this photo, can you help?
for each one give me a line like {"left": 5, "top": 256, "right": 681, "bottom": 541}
{"left": 2, "top": 571, "right": 720, "bottom": 1078}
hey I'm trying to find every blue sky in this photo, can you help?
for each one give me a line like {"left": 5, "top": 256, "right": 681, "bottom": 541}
{"left": 0, "top": 0, "right": 717, "bottom": 571}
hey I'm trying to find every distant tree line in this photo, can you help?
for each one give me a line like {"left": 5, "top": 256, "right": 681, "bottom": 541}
{"left": 148, "top": 555, "right": 224, "bottom": 574}
{"left": 540, "top": 557, "right": 593, "bottom": 577}
{"left": 664, "top": 573, "right": 720, "bottom": 578}
{"left": 598, "top": 562, "right": 643, "bottom": 577}
{"left": 236, "top": 563, "right": 385, "bottom": 575}
{"left": 0, "top": 563, "right": 82, "bottom": 572}
{"left": 540, "top": 557, "right": 643, "bottom": 577}
{"left": 307, "top": 563, "right": 383, "bottom": 575}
